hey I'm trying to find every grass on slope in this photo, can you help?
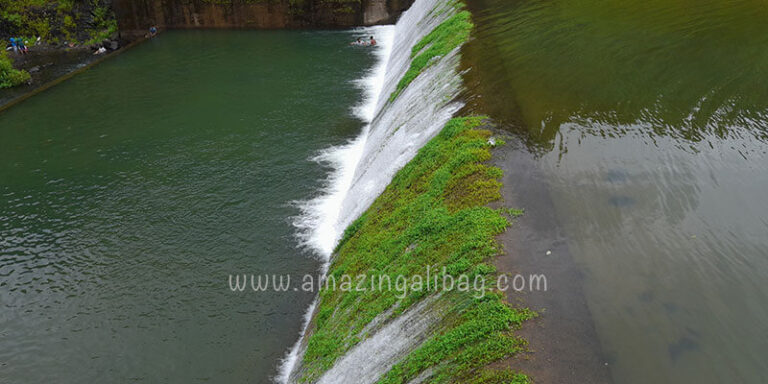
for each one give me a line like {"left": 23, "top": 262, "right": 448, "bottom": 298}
{"left": 300, "top": 117, "right": 533, "bottom": 382}
{"left": 389, "top": 10, "right": 473, "bottom": 102}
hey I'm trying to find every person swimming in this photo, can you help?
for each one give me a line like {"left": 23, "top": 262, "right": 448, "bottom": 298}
{"left": 350, "top": 36, "right": 378, "bottom": 46}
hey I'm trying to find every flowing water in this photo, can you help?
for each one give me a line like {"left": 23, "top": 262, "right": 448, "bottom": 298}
{"left": 284, "top": 0, "right": 468, "bottom": 381}
{"left": 6, "top": 0, "right": 765, "bottom": 382}
{"left": 294, "top": 0, "right": 465, "bottom": 259}
{"left": 465, "top": 0, "right": 768, "bottom": 382}
{"left": 0, "top": 30, "right": 376, "bottom": 383}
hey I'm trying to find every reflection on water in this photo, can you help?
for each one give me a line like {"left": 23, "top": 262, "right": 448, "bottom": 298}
{"left": 542, "top": 130, "right": 768, "bottom": 383}
{"left": 465, "top": 0, "right": 768, "bottom": 382}
{"left": 464, "top": 0, "right": 768, "bottom": 150}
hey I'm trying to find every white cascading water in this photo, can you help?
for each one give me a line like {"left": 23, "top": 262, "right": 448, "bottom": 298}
{"left": 292, "top": 24, "right": 396, "bottom": 261}
{"left": 294, "top": 0, "right": 464, "bottom": 259}
{"left": 315, "top": 294, "right": 444, "bottom": 384}
{"left": 280, "top": 0, "right": 465, "bottom": 382}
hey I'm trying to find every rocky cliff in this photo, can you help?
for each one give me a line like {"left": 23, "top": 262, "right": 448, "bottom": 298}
{"left": 113, "top": 0, "right": 414, "bottom": 40}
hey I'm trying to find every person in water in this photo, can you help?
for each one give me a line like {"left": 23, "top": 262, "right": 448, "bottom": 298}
{"left": 349, "top": 36, "right": 376, "bottom": 46}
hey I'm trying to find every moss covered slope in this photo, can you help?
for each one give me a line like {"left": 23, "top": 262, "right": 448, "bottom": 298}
{"left": 298, "top": 0, "right": 534, "bottom": 381}
{"left": 389, "top": 9, "right": 473, "bottom": 102}
{"left": 301, "top": 116, "right": 533, "bottom": 383}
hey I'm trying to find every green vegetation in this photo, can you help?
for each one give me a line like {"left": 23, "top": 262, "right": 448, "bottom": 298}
{"left": 504, "top": 208, "right": 525, "bottom": 218}
{"left": 0, "top": 51, "right": 30, "bottom": 89}
{"left": 389, "top": 10, "right": 473, "bottom": 102}
{"left": 464, "top": 369, "right": 531, "bottom": 384}
{"left": 301, "top": 117, "right": 532, "bottom": 382}
{"left": 0, "top": 0, "right": 117, "bottom": 45}
{"left": 378, "top": 289, "right": 532, "bottom": 383}
{"left": 299, "top": 4, "right": 531, "bottom": 381}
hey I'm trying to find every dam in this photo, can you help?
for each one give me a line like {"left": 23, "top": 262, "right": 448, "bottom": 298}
{"left": 2, "top": 0, "right": 768, "bottom": 382}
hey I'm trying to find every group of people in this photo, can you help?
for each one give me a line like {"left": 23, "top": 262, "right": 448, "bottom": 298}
{"left": 7, "top": 37, "right": 28, "bottom": 55}
{"left": 350, "top": 36, "right": 377, "bottom": 47}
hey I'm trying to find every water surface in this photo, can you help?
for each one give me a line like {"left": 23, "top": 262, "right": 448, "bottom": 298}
{"left": 0, "top": 30, "right": 373, "bottom": 383}
{"left": 465, "top": 0, "right": 768, "bottom": 382}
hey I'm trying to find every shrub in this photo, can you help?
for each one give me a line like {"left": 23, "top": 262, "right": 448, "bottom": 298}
{"left": 0, "top": 51, "right": 31, "bottom": 89}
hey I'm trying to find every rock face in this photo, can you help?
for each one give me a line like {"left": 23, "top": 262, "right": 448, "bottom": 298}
{"left": 113, "top": 0, "right": 414, "bottom": 41}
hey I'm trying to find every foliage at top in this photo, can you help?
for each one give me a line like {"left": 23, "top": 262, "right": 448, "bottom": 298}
{"left": 0, "top": 0, "right": 117, "bottom": 45}
{"left": 0, "top": 50, "right": 30, "bottom": 89}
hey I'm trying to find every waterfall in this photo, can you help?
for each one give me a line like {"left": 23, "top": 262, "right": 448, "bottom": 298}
{"left": 295, "top": 0, "right": 464, "bottom": 259}
{"left": 282, "top": 0, "right": 466, "bottom": 382}
{"left": 335, "top": 0, "right": 465, "bottom": 253}
{"left": 293, "top": 24, "right": 395, "bottom": 260}
{"left": 315, "top": 294, "right": 445, "bottom": 384}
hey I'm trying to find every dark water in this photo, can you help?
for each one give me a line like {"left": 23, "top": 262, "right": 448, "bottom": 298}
{"left": 0, "top": 30, "right": 372, "bottom": 383}
{"left": 465, "top": 0, "right": 768, "bottom": 382}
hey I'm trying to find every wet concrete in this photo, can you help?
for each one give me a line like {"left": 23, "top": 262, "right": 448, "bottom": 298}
{"left": 1, "top": 48, "right": 99, "bottom": 109}
{"left": 492, "top": 136, "right": 613, "bottom": 384}
{"left": 0, "top": 40, "right": 141, "bottom": 112}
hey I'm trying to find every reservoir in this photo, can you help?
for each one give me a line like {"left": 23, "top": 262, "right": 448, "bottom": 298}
{"left": 3, "top": 0, "right": 768, "bottom": 382}
{"left": 0, "top": 30, "right": 374, "bottom": 383}
{"left": 465, "top": 0, "right": 768, "bottom": 382}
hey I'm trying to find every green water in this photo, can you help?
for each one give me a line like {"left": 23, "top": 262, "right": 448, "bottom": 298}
{"left": 0, "top": 30, "right": 372, "bottom": 383}
{"left": 466, "top": 0, "right": 768, "bottom": 382}
{"left": 466, "top": 0, "right": 768, "bottom": 148}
